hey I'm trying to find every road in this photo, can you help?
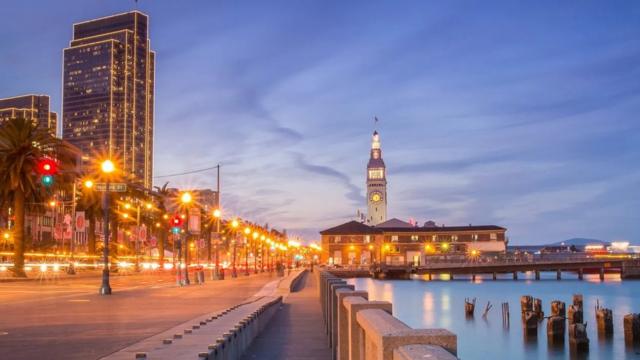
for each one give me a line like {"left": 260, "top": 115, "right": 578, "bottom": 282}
{"left": 0, "top": 270, "right": 276, "bottom": 360}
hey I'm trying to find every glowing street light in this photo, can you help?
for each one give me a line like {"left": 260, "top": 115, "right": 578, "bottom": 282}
{"left": 83, "top": 179, "right": 94, "bottom": 188}
{"left": 99, "top": 159, "right": 116, "bottom": 295}
{"left": 180, "top": 192, "right": 192, "bottom": 204}
{"left": 100, "top": 159, "right": 115, "bottom": 174}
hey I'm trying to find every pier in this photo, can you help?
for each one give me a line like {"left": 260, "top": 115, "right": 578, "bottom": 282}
{"left": 334, "top": 258, "right": 640, "bottom": 280}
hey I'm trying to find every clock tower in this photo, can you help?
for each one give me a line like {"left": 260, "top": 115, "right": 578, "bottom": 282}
{"left": 366, "top": 130, "right": 387, "bottom": 225}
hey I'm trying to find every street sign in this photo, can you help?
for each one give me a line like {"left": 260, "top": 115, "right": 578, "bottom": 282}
{"left": 94, "top": 182, "right": 128, "bottom": 192}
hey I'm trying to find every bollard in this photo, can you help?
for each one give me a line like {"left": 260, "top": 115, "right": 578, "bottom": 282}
{"left": 534, "top": 270, "right": 540, "bottom": 280}
{"left": 556, "top": 269, "right": 562, "bottom": 280}
{"left": 493, "top": 272, "right": 497, "bottom": 281}
{"left": 568, "top": 305, "right": 583, "bottom": 325}
{"left": 547, "top": 316, "right": 566, "bottom": 343}
{"left": 624, "top": 313, "right": 640, "bottom": 345}
{"left": 513, "top": 271, "right": 518, "bottom": 280}
{"left": 569, "top": 323, "right": 589, "bottom": 354}
{"left": 550, "top": 300, "right": 566, "bottom": 317}
{"left": 596, "top": 307, "right": 614, "bottom": 336}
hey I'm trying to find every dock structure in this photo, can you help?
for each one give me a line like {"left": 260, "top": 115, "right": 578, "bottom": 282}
{"left": 359, "top": 259, "right": 640, "bottom": 280}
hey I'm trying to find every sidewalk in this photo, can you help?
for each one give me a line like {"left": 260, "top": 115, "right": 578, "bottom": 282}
{"left": 241, "top": 271, "right": 331, "bottom": 360}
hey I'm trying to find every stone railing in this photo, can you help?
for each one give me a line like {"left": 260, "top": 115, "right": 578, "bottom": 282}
{"left": 316, "top": 268, "right": 457, "bottom": 360}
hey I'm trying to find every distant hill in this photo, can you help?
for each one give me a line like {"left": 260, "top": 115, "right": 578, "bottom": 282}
{"left": 549, "top": 238, "right": 610, "bottom": 246}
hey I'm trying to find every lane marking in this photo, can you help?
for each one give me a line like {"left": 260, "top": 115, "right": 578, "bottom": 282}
{"left": 68, "top": 299, "right": 91, "bottom": 302}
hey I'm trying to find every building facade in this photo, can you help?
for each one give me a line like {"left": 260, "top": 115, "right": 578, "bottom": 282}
{"left": 62, "top": 11, "right": 155, "bottom": 188}
{"left": 366, "top": 131, "right": 387, "bottom": 225}
{"left": 0, "top": 94, "right": 58, "bottom": 135}
{"left": 320, "top": 220, "right": 507, "bottom": 266}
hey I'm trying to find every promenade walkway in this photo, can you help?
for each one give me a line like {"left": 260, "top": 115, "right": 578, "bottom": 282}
{"left": 241, "top": 271, "right": 331, "bottom": 360}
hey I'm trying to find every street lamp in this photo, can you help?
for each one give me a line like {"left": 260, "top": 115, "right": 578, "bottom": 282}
{"left": 99, "top": 159, "right": 115, "bottom": 295}
{"left": 252, "top": 231, "right": 259, "bottom": 274}
{"left": 243, "top": 227, "right": 251, "bottom": 276}
{"left": 212, "top": 209, "right": 222, "bottom": 280}
{"left": 180, "top": 191, "right": 192, "bottom": 285}
{"left": 231, "top": 219, "right": 239, "bottom": 277}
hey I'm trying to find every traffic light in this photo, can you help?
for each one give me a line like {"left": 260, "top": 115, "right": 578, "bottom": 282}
{"left": 37, "top": 158, "right": 58, "bottom": 187}
{"left": 41, "top": 175, "right": 54, "bottom": 187}
{"left": 170, "top": 214, "right": 184, "bottom": 227}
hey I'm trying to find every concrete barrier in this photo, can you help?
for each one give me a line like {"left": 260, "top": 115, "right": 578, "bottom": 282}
{"left": 316, "top": 268, "right": 457, "bottom": 360}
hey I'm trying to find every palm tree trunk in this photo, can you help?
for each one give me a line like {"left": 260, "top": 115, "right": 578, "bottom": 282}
{"left": 12, "top": 188, "right": 27, "bottom": 277}
{"left": 87, "top": 210, "right": 96, "bottom": 255}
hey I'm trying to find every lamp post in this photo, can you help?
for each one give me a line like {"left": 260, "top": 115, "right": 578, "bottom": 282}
{"left": 212, "top": 209, "right": 222, "bottom": 280}
{"left": 99, "top": 160, "right": 114, "bottom": 295}
{"left": 180, "top": 192, "right": 192, "bottom": 285}
{"left": 243, "top": 227, "right": 251, "bottom": 276}
{"left": 252, "top": 232, "right": 259, "bottom": 274}
{"left": 231, "top": 219, "right": 239, "bottom": 278}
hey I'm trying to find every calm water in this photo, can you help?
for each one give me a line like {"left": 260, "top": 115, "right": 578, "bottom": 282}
{"left": 347, "top": 272, "right": 640, "bottom": 360}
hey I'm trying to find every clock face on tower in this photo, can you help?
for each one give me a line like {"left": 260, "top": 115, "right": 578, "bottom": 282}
{"left": 370, "top": 192, "right": 382, "bottom": 203}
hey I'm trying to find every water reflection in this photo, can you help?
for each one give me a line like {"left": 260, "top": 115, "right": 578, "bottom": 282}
{"left": 346, "top": 272, "right": 639, "bottom": 360}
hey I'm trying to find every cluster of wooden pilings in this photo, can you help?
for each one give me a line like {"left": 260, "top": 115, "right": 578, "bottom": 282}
{"left": 483, "top": 294, "right": 640, "bottom": 355}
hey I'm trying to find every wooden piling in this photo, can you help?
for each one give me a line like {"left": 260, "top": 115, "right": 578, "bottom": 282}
{"left": 624, "top": 313, "right": 640, "bottom": 345}
{"left": 523, "top": 311, "right": 538, "bottom": 337}
{"left": 572, "top": 294, "right": 583, "bottom": 310}
{"left": 513, "top": 271, "right": 518, "bottom": 280}
{"left": 533, "top": 298, "right": 544, "bottom": 319}
{"left": 556, "top": 269, "right": 562, "bottom": 280}
{"left": 599, "top": 268, "right": 605, "bottom": 281}
{"left": 535, "top": 270, "right": 540, "bottom": 280}
{"left": 547, "top": 316, "right": 566, "bottom": 343}
{"left": 493, "top": 272, "right": 497, "bottom": 281}
{"left": 551, "top": 300, "right": 566, "bottom": 317}
{"left": 578, "top": 268, "right": 584, "bottom": 280}
{"left": 464, "top": 298, "right": 476, "bottom": 317}
{"left": 569, "top": 323, "right": 589, "bottom": 354}
{"left": 520, "top": 295, "right": 533, "bottom": 315}
{"left": 568, "top": 305, "right": 583, "bottom": 325}
{"left": 595, "top": 301, "right": 613, "bottom": 336}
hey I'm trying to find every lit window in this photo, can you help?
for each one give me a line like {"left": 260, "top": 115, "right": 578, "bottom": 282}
{"left": 472, "top": 234, "right": 479, "bottom": 241}
{"left": 490, "top": 233, "right": 497, "bottom": 240}
{"left": 335, "top": 236, "right": 341, "bottom": 243}
{"left": 432, "top": 235, "right": 437, "bottom": 242}
{"left": 410, "top": 235, "right": 419, "bottom": 241}
{"left": 364, "top": 235, "right": 371, "bottom": 243}
{"left": 452, "top": 235, "right": 458, "bottom": 241}
{"left": 391, "top": 235, "right": 398, "bottom": 242}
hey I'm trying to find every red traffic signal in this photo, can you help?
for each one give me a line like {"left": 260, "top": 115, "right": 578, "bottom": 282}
{"left": 37, "top": 158, "right": 58, "bottom": 175}
{"left": 170, "top": 214, "right": 183, "bottom": 227}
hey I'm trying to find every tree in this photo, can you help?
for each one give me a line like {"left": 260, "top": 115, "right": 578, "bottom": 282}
{"left": 0, "top": 118, "right": 78, "bottom": 277}
{"left": 153, "top": 182, "right": 171, "bottom": 265}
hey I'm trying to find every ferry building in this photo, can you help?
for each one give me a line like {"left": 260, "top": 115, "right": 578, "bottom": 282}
{"left": 320, "top": 130, "right": 507, "bottom": 265}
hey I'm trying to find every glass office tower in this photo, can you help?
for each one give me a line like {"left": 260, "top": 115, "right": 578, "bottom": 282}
{"left": 63, "top": 11, "right": 155, "bottom": 188}
{"left": 0, "top": 94, "right": 58, "bottom": 135}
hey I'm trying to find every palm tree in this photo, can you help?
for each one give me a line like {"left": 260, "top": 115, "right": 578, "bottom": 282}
{"left": 0, "top": 118, "right": 78, "bottom": 277}
{"left": 153, "top": 181, "right": 171, "bottom": 265}
{"left": 78, "top": 189, "right": 101, "bottom": 255}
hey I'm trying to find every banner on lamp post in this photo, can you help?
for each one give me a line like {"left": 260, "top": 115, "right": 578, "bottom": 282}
{"left": 188, "top": 208, "right": 201, "bottom": 234}
{"left": 75, "top": 211, "right": 86, "bottom": 232}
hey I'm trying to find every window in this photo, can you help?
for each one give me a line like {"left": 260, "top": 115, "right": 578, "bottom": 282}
{"left": 432, "top": 235, "right": 437, "bottom": 242}
{"left": 410, "top": 235, "right": 419, "bottom": 241}
{"left": 364, "top": 235, "right": 371, "bottom": 243}
{"left": 335, "top": 236, "right": 341, "bottom": 243}
{"left": 368, "top": 168, "right": 384, "bottom": 179}
{"left": 490, "top": 233, "right": 497, "bottom": 240}
{"left": 452, "top": 235, "right": 458, "bottom": 241}
{"left": 472, "top": 234, "right": 479, "bottom": 241}
{"left": 391, "top": 235, "right": 398, "bottom": 242}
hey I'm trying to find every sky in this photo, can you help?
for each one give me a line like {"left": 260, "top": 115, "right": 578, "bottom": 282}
{"left": 1, "top": 1, "right": 639, "bottom": 244}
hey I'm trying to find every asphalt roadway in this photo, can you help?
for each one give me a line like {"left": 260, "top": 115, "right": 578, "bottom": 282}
{"left": 0, "top": 270, "right": 275, "bottom": 360}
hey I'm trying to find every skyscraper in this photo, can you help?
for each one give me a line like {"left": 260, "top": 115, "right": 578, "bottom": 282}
{"left": 0, "top": 94, "right": 58, "bottom": 135}
{"left": 366, "top": 130, "right": 387, "bottom": 225}
{"left": 62, "top": 11, "right": 155, "bottom": 187}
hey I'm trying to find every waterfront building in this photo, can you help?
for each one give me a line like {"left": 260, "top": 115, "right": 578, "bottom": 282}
{"left": 320, "top": 219, "right": 507, "bottom": 265}
{"left": 62, "top": 11, "right": 155, "bottom": 188}
{"left": 0, "top": 94, "right": 58, "bottom": 135}
{"left": 366, "top": 130, "right": 387, "bottom": 225}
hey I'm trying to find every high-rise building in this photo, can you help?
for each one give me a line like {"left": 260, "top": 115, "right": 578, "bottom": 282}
{"left": 0, "top": 94, "right": 58, "bottom": 135}
{"left": 366, "top": 130, "right": 387, "bottom": 225}
{"left": 62, "top": 11, "right": 155, "bottom": 187}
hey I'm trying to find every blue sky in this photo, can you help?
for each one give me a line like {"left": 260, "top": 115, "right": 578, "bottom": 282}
{"left": 1, "top": 1, "right": 639, "bottom": 244}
